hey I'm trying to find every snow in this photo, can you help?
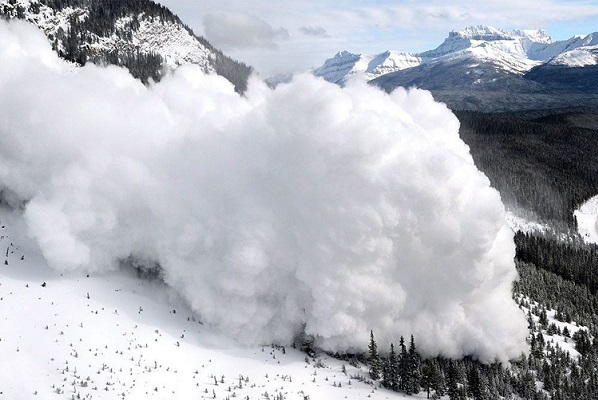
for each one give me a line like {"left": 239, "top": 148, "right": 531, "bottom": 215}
{"left": 574, "top": 194, "right": 598, "bottom": 245}
{"left": 363, "top": 50, "right": 422, "bottom": 80}
{"left": 505, "top": 212, "right": 549, "bottom": 234}
{"left": 516, "top": 295, "right": 585, "bottom": 360}
{"left": 132, "top": 17, "right": 213, "bottom": 72}
{"left": 0, "top": 206, "right": 422, "bottom": 400}
{"left": 549, "top": 45, "right": 598, "bottom": 67}
{"left": 432, "top": 43, "right": 540, "bottom": 74}
{"left": 313, "top": 50, "right": 421, "bottom": 84}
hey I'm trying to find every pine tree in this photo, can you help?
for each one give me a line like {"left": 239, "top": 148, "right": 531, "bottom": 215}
{"left": 446, "top": 361, "right": 460, "bottom": 400}
{"left": 539, "top": 308, "right": 549, "bottom": 329}
{"left": 398, "top": 336, "right": 409, "bottom": 391}
{"left": 408, "top": 334, "right": 421, "bottom": 394}
{"left": 421, "top": 360, "right": 443, "bottom": 399}
{"left": 368, "top": 330, "right": 381, "bottom": 380}
{"left": 468, "top": 366, "right": 487, "bottom": 400}
{"left": 383, "top": 343, "right": 398, "bottom": 391}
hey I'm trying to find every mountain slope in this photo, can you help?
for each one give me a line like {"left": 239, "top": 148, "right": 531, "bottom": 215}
{"left": 524, "top": 63, "right": 598, "bottom": 93}
{"left": 0, "top": 0, "right": 252, "bottom": 91}
{"left": 371, "top": 56, "right": 546, "bottom": 94}
{"left": 312, "top": 50, "right": 421, "bottom": 84}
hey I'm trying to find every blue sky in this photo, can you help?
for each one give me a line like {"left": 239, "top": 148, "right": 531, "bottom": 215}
{"left": 157, "top": 0, "right": 598, "bottom": 76}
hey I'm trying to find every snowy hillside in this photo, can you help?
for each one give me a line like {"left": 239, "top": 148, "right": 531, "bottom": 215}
{"left": 313, "top": 25, "right": 598, "bottom": 85}
{"left": 505, "top": 211, "right": 550, "bottom": 235}
{"left": 3, "top": 202, "right": 594, "bottom": 399}
{"left": 0, "top": 0, "right": 251, "bottom": 90}
{"left": 575, "top": 195, "right": 598, "bottom": 245}
{"left": 549, "top": 42, "right": 598, "bottom": 67}
{"left": 0, "top": 207, "right": 420, "bottom": 400}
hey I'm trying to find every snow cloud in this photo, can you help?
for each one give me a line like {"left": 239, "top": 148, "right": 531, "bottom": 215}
{"left": 0, "top": 20, "right": 527, "bottom": 362}
{"left": 203, "top": 11, "right": 290, "bottom": 49}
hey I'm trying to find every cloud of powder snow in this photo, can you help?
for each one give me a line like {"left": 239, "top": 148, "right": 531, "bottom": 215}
{"left": 0, "top": 19, "right": 528, "bottom": 362}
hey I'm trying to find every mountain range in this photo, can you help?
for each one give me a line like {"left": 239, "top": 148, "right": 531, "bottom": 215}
{"left": 313, "top": 25, "right": 598, "bottom": 110}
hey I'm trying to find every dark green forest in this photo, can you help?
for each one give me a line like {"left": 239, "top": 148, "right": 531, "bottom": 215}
{"left": 456, "top": 109, "right": 598, "bottom": 231}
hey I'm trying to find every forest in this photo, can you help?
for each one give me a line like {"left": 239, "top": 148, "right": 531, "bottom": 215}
{"left": 456, "top": 109, "right": 598, "bottom": 231}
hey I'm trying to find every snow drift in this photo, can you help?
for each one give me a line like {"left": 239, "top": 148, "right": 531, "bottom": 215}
{"left": 0, "top": 20, "right": 527, "bottom": 361}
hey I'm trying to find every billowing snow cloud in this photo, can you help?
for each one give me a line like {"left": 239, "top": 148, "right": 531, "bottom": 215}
{"left": 0, "top": 20, "right": 527, "bottom": 362}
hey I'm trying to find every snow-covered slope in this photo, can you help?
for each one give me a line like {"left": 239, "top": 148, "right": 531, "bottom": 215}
{"left": 0, "top": 0, "right": 251, "bottom": 90}
{"left": 574, "top": 195, "right": 598, "bottom": 245}
{"left": 420, "top": 25, "right": 527, "bottom": 59}
{"left": 314, "top": 25, "right": 598, "bottom": 85}
{"left": 313, "top": 50, "right": 421, "bottom": 84}
{"left": 365, "top": 50, "right": 422, "bottom": 79}
{"left": 312, "top": 50, "right": 366, "bottom": 84}
{"left": 1, "top": 0, "right": 212, "bottom": 72}
{"left": 0, "top": 206, "right": 420, "bottom": 400}
{"left": 505, "top": 211, "right": 550, "bottom": 234}
{"left": 550, "top": 45, "right": 598, "bottom": 67}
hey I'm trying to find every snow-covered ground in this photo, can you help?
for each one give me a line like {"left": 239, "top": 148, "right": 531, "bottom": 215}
{"left": 574, "top": 194, "right": 598, "bottom": 245}
{"left": 505, "top": 211, "right": 549, "bottom": 234}
{"left": 516, "top": 295, "right": 585, "bottom": 360}
{"left": 0, "top": 207, "right": 422, "bottom": 400}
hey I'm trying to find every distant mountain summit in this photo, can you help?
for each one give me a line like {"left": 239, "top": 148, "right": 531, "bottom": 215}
{"left": 313, "top": 25, "right": 598, "bottom": 97}
{"left": 0, "top": 0, "right": 252, "bottom": 92}
{"left": 313, "top": 49, "right": 421, "bottom": 84}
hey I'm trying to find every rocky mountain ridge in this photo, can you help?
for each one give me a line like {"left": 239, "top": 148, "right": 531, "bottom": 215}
{"left": 0, "top": 0, "right": 252, "bottom": 91}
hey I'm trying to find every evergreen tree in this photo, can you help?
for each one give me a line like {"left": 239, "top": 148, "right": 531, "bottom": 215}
{"left": 421, "top": 360, "right": 443, "bottom": 399}
{"left": 408, "top": 334, "right": 421, "bottom": 394}
{"left": 398, "top": 336, "right": 409, "bottom": 391}
{"left": 446, "top": 361, "right": 460, "bottom": 400}
{"left": 539, "top": 308, "right": 549, "bottom": 329}
{"left": 572, "top": 329, "right": 592, "bottom": 356}
{"left": 468, "top": 366, "right": 488, "bottom": 400}
{"left": 382, "top": 343, "right": 398, "bottom": 391}
{"left": 368, "top": 330, "right": 381, "bottom": 380}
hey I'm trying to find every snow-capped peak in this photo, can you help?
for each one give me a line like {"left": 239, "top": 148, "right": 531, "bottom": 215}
{"left": 511, "top": 28, "right": 553, "bottom": 44}
{"left": 581, "top": 32, "right": 598, "bottom": 46}
{"left": 313, "top": 49, "right": 421, "bottom": 84}
{"left": 449, "top": 25, "right": 513, "bottom": 41}
{"left": 312, "top": 50, "right": 365, "bottom": 84}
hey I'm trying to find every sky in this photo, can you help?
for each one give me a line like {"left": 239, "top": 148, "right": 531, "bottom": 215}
{"left": 156, "top": 0, "right": 598, "bottom": 77}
